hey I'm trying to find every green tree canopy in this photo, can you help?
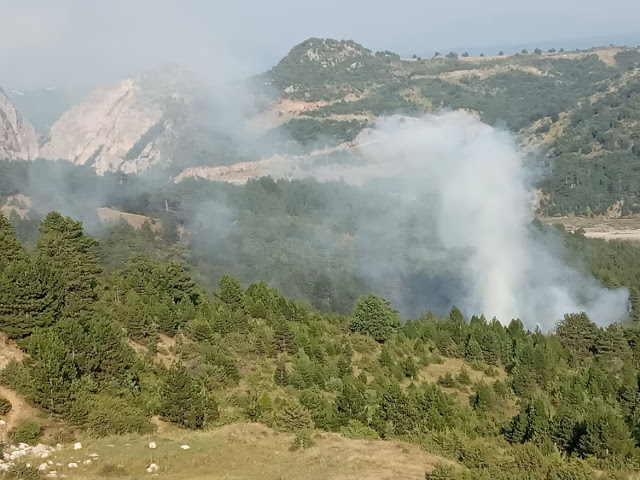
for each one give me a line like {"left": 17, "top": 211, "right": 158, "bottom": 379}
{"left": 36, "top": 212, "right": 101, "bottom": 319}
{"left": 350, "top": 294, "right": 401, "bottom": 342}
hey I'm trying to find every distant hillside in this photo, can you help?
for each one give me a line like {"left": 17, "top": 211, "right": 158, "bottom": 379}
{"left": 262, "top": 40, "right": 640, "bottom": 215}
{"left": 3, "top": 38, "right": 640, "bottom": 214}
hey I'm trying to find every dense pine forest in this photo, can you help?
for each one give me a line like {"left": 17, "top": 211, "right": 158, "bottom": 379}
{"left": 2, "top": 208, "right": 640, "bottom": 478}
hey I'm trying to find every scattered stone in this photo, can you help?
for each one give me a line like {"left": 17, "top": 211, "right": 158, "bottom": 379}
{"left": 45, "top": 474, "right": 57, "bottom": 479}
{"left": 148, "top": 442, "right": 157, "bottom": 449}
{"left": 146, "top": 463, "right": 159, "bottom": 473}
{"left": 180, "top": 445, "right": 190, "bottom": 450}
{"left": 73, "top": 442, "right": 82, "bottom": 450}
{"left": 89, "top": 453, "right": 99, "bottom": 457}
{"left": 68, "top": 462, "right": 78, "bottom": 468}
{"left": 83, "top": 459, "right": 92, "bottom": 465}
{"left": 38, "top": 463, "right": 49, "bottom": 471}
{"left": 48, "top": 461, "right": 53, "bottom": 465}
{"left": 33, "top": 444, "right": 49, "bottom": 455}
{"left": 0, "top": 420, "right": 5, "bottom": 425}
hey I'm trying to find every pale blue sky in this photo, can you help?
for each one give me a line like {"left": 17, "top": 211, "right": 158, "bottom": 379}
{"left": 1, "top": 0, "right": 639, "bottom": 89}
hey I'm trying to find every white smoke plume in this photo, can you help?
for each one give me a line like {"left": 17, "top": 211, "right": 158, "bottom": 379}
{"left": 352, "top": 112, "right": 628, "bottom": 330}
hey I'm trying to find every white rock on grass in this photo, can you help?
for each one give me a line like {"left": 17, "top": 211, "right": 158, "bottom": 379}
{"left": 180, "top": 445, "right": 190, "bottom": 450}
{"left": 88, "top": 453, "right": 99, "bottom": 457}
{"left": 148, "top": 442, "right": 157, "bottom": 449}
{"left": 38, "top": 463, "right": 49, "bottom": 471}
{"left": 83, "top": 459, "right": 92, "bottom": 465}
{"left": 68, "top": 463, "right": 78, "bottom": 468}
{"left": 73, "top": 442, "right": 82, "bottom": 450}
{"left": 146, "top": 463, "right": 159, "bottom": 473}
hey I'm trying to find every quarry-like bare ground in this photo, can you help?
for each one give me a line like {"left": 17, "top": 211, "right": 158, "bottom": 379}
{"left": 97, "top": 207, "right": 162, "bottom": 231}
{"left": 542, "top": 216, "right": 640, "bottom": 241}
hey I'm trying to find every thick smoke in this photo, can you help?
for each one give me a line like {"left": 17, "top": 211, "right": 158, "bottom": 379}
{"left": 351, "top": 112, "right": 628, "bottom": 330}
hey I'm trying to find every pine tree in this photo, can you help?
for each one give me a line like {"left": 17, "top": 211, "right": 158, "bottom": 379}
{"left": 505, "top": 398, "right": 552, "bottom": 447}
{"left": 350, "top": 294, "right": 401, "bottom": 342}
{"left": 375, "top": 383, "right": 411, "bottom": 436}
{"left": 577, "top": 403, "right": 634, "bottom": 460}
{"left": 0, "top": 257, "right": 64, "bottom": 338}
{"left": 0, "top": 213, "right": 26, "bottom": 271}
{"left": 274, "top": 358, "right": 289, "bottom": 386}
{"left": 36, "top": 212, "right": 101, "bottom": 319}
{"left": 215, "top": 274, "right": 245, "bottom": 311}
{"left": 156, "top": 262, "right": 200, "bottom": 305}
{"left": 464, "top": 335, "right": 484, "bottom": 362}
{"left": 274, "top": 320, "right": 297, "bottom": 354}
{"left": 555, "top": 312, "right": 599, "bottom": 363}
{"left": 24, "top": 329, "right": 78, "bottom": 414}
{"left": 336, "top": 380, "right": 366, "bottom": 425}
{"left": 159, "top": 365, "right": 215, "bottom": 429}
{"left": 595, "top": 323, "right": 631, "bottom": 368}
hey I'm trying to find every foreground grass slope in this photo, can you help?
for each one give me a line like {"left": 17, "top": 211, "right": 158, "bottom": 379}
{"left": 30, "top": 423, "right": 451, "bottom": 480}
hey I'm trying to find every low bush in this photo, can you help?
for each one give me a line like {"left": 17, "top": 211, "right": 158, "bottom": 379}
{"left": 0, "top": 395, "right": 12, "bottom": 415}
{"left": 10, "top": 420, "right": 42, "bottom": 445}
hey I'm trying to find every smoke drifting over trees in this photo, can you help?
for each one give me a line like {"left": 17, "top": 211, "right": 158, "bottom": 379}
{"left": 349, "top": 113, "right": 629, "bottom": 329}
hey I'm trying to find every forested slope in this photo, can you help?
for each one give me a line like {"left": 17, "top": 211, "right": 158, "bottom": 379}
{"left": 2, "top": 211, "right": 640, "bottom": 478}
{"left": 264, "top": 40, "right": 640, "bottom": 215}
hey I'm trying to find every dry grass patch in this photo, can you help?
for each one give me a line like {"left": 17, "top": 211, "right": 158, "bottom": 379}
{"left": 41, "top": 423, "right": 454, "bottom": 480}
{"left": 418, "top": 357, "right": 506, "bottom": 384}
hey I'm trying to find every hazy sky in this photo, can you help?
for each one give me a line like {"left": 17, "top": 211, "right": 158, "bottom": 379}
{"left": 1, "top": 0, "right": 639, "bottom": 89}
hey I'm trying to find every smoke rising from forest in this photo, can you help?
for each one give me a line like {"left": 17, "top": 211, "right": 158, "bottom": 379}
{"left": 351, "top": 112, "right": 629, "bottom": 329}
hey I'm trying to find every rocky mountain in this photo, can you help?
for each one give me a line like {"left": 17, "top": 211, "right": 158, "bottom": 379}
{"left": 5, "top": 38, "right": 640, "bottom": 215}
{"left": 39, "top": 68, "right": 192, "bottom": 175}
{"left": 0, "top": 88, "right": 38, "bottom": 160}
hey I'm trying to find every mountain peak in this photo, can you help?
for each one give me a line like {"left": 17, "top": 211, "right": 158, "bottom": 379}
{"left": 0, "top": 87, "right": 39, "bottom": 161}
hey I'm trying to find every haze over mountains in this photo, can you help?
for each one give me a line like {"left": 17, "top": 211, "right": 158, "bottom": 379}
{"left": 2, "top": 38, "right": 640, "bottom": 217}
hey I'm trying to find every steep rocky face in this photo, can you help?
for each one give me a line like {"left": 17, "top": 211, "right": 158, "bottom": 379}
{"left": 0, "top": 88, "right": 39, "bottom": 160}
{"left": 40, "top": 70, "right": 191, "bottom": 175}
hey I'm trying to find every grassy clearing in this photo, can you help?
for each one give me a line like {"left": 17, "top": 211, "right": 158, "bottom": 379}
{"left": 24, "top": 423, "right": 451, "bottom": 480}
